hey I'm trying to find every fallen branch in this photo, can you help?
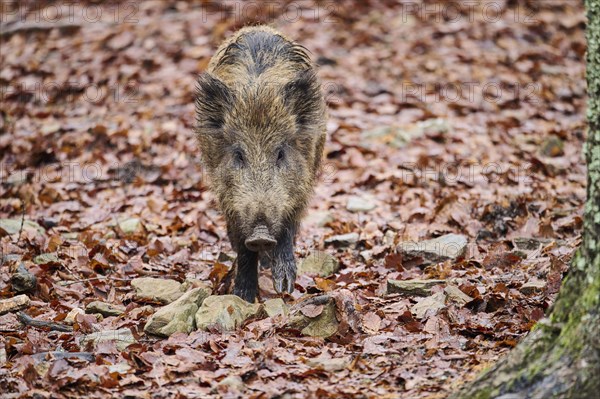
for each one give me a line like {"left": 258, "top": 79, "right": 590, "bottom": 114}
{"left": 17, "top": 312, "right": 73, "bottom": 332}
{"left": 0, "top": 21, "right": 81, "bottom": 39}
{"left": 16, "top": 198, "right": 25, "bottom": 245}
{"left": 31, "top": 351, "right": 95, "bottom": 362}
{"left": 60, "top": 276, "right": 133, "bottom": 286}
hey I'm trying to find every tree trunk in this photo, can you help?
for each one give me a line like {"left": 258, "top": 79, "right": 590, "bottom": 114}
{"left": 452, "top": 2, "right": 600, "bottom": 398}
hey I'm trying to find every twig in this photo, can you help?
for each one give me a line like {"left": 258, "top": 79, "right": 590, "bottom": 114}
{"left": 16, "top": 198, "right": 25, "bottom": 245}
{"left": 31, "top": 351, "right": 95, "bottom": 362}
{"left": 0, "top": 21, "right": 81, "bottom": 39}
{"left": 17, "top": 312, "right": 73, "bottom": 332}
{"left": 60, "top": 276, "right": 134, "bottom": 286}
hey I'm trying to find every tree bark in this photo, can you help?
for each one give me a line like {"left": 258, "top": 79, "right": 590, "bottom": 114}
{"left": 452, "top": 1, "right": 600, "bottom": 398}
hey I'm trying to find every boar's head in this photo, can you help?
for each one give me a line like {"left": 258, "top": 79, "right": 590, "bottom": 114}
{"left": 195, "top": 69, "right": 326, "bottom": 252}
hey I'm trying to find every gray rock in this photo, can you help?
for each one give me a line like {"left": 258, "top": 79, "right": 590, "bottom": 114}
{"left": 287, "top": 296, "right": 339, "bottom": 338}
{"left": 0, "top": 346, "right": 6, "bottom": 366}
{"left": 0, "top": 219, "right": 45, "bottom": 235}
{"left": 307, "top": 355, "right": 351, "bottom": 372}
{"left": 325, "top": 232, "right": 359, "bottom": 247}
{"left": 520, "top": 279, "right": 546, "bottom": 295}
{"left": 512, "top": 237, "right": 563, "bottom": 251}
{"left": 540, "top": 135, "right": 564, "bottom": 157}
{"left": 298, "top": 251, "right": 339, "bottom": 277}
{"left": 11, "top": 263, "right": 37, "bottom": 293}
{"left": 346, "top": 196, "right": 376, "bottom": 212}
{"left": 304, "top": 210, "right": 334, "bottom": 227}
{"left": 107, "top": 362, "right": 132, "bottom": 375}
{"left": 144, "top": 285, "right": 212, "bottom": 337}
{"left": 64, "top": 308, "right": 84, "bottom": 325}
{"left": 131, "top": 277, "right": 184, "bottom": 304}
{"left": 118, "top": 218, "right": 142, "bottom": 235}
{"left": 397, "top": 234, "right": 467, "bottom": 266}
{"left": 387, "top": 279, "right": 445, "bottom": 296}
{"left": 180, "top": 278, "right": 210, "bottom": 291}
{"left": 86, "top": 301, "right": 125, "bottom": 317}
{"left": 0, "top": 294, "right": 30, "bottom": 315}
{"left": 411, "top": 292, "right": 446, "bottom": 319}
{"left": 360, "top": 250, "right": 373, "bottom": 262}
{"left": 33, "top": 253, "right": 60, "bottom": 265}
{"left": 195, "top": 295, "right": 264, "bottom": 332}
{"left": 79, "top": 328, "right": 136, "bottom": 351}
{"left": 444, "top": 285, "right": 473, "bottom": 306}
{"left": 383, "top": 230, "right": 397, "bottom": 246}
{"left": 264, "top": 298, "right": 288, "bottom": 318}
{"left": 217, "top": 375, "right": 245, "bottom": 391}
{"left": 5, "top": 170, "right": 28, "bottom": 186}
{"left": 361, "top": 119, "right": 449, "bottom": 149}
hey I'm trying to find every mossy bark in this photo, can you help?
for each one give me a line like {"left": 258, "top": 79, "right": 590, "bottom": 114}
{"left": 451, "top": 1, "right": 600, "bottom": 398}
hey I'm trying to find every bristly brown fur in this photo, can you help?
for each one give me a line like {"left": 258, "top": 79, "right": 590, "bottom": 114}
{"left": 195, "top": 25, "right": 327, "bottom": 302}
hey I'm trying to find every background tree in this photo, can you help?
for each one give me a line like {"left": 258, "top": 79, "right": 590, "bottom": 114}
{"left": 453, "top": 1, "right": 600, "bottom": 397}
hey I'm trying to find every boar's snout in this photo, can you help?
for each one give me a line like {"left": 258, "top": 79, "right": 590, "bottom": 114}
{"left": 245, "top": 225, "right": 277, "bottom": 252}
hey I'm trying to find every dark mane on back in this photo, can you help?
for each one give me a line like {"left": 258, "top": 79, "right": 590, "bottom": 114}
{"left": 214, "top": 30, "right": 312, "bottom": 75}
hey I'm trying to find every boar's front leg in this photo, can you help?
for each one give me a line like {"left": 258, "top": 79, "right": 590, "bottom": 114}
{"left": 233, "top": 246, "right": 259, "bottom": 303}
{"left": 272, "top": 228, "right": 297, "bottom": 294}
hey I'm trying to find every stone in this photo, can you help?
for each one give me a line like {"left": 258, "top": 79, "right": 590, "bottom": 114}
{"left": 287, "top": 296, "right": 339, "bottom": 338}
{"left": 361, "top": 119, "right": 449, "bottom": 148}
{"left": 520, "top": 279, "right": 546, "bottom": 295}
{"left": 540, "top": 135, "right": 564, "bottom": 157}
{"left": 64, "top": 308, "right": 85, "bottom": 325}
{"left": 298, "top": 251, "right": 339, "bottom": 277}
{"left": 11, "top": 263, "right": 37, "bottom": 293}
{"left": 144, "top": 285, "right": 212, "bottom": 337}
{"left": 383, "top": 230, "right": 397, "bottom": 246}
{"left": 304, "top": 210, "right": 334, "bottom": 227}
{"left": 387, "top": 279, "right": 445, "bottom": 296}
{"left": 195, "top": 295, "right": 264, "bottom": 332}
{"left": 411, "top": 292, "right": 446, "bottom": 319}
{"left": 346, "top": 196, "right": 376, "bottom": 212}
{"left": 397, "top": 234, "right": 468, "bottom": 266}
{"left": 325, "top": 232, "right": 359, "bottom": 247}
{"left": 512, "top": 237, "right": 559, "bottom": 251}
{"left": 33, "top": 253, "right": 60, "bottom": 265}
{"left": 263, "top": 298, "right": 288, "bottom": 317}
{"left": 86, "top": 301, "right": 125, "bottom": 317}
{"left": 0, "top": 294, "right": 30, "bottom": 315}
{"left": 444, "top": 285, "right": 473, "bottom": 306}
{"left": 217, "top": 375, "right": 245, "bottom": 391}
{"left": 5, "top": 170, "right": 28, "bottom": 185}
{"left": 131, "top": 277, "right": 184, "bottom": 304}
{"left": 0, "top": 219, "right": 45, "bottom": 235}
{"left": 360, "top": 250, "right": 373, "bottom": 262}
{"left": 79, "top": 328, "right": 136, "bottom": 351}
{"left": 118, "top": 218, "right": 143, "bottom": 235}
{"left": 307, "top": 355, "right": 351, "bottom": 372}
{"left": 107, "top": 362, "right": 132, "bottom": 375}
{"left": 181, "top": 278, "right": 209, "bottom": 291}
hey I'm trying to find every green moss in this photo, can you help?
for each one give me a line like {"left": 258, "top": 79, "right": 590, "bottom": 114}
{"left": 450, "top": 3, "right": 600, "bottom": 396}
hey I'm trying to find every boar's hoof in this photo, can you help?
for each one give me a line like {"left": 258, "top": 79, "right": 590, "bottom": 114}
{"left": 245, "top": 225, "right": 277, "bottom": 252}
{"left": 273, "top": 259, "right": 296, "bottom": 294}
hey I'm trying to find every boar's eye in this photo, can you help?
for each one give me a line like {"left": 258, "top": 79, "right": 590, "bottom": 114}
{"left": 276, "top": 147, "right": 286, "bottom": 167}
{"left": 233, "top": 149, "right": 245, "bottom": 168}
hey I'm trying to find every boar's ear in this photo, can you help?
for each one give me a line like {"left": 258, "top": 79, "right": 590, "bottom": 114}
{"left": 283, "top": 69, "right": 324, "bottom": 132}
{"left": 195, "top": 73, "right": 233, "bottom": 130}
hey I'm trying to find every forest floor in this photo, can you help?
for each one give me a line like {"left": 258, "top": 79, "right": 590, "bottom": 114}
{"left": 0, "top": 1, "right": 588, "bottom": 398}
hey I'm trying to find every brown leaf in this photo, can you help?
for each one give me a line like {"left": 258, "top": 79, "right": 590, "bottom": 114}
{"left": 300, "top": 304, "right": 324, "bottom": 318}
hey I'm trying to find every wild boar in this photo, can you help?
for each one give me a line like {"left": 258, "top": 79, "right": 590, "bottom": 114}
{"left": 195, "top": 26, "right": 327, "bottom": 302}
